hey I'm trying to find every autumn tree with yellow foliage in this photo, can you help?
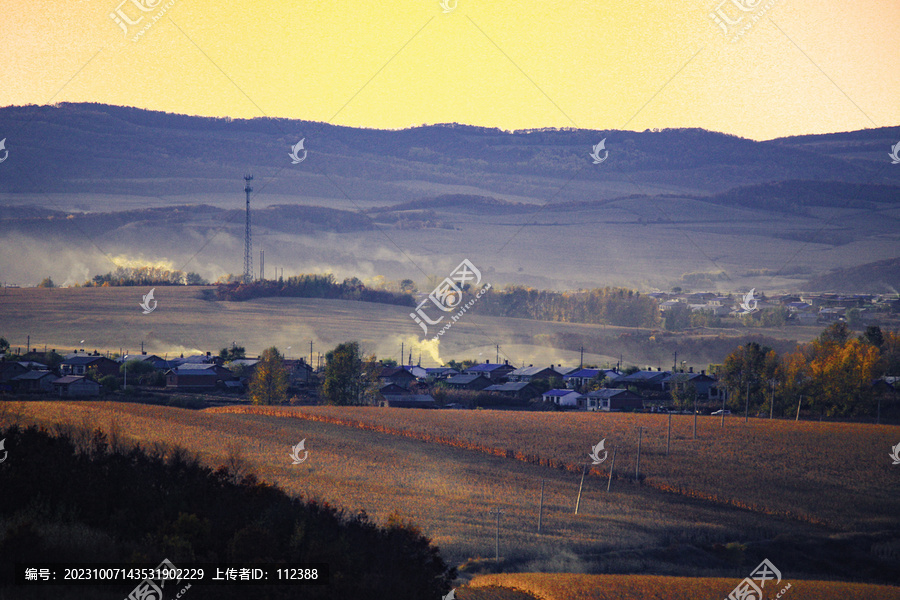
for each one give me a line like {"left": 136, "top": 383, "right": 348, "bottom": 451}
{"left": 721, "top": 324, "right": 898, "bottom": 419}
{"left": 249, "top": 347, "right": 289, "bottom": 405}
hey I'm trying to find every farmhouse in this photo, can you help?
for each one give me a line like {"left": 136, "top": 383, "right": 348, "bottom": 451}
{"left": 165, "top": 363, "right": 233, "bottom": 389}
{"left": 379, "top": 393, "right": 436, "bottom": 408}
{"left": 507, "top": 365, "right": 569, "bottom": 383}
{"left": 444, "top": 373, "right": 492, "bottom": 391}
{"left": 542, "top": 389, "right": 581, "bottom": 407}
{"left": 564, "top": 368, "right": 621, "bottom": 389}
{"left": 483, "top": 382, "right": 540, "bottom": 401}
{"left": 61, "top": 355, "right": 119, "bottom": 378}
{"left": 464, "top": 360, "right": 515, "bottom": 381}
{"left": 580, "top": 389, "right": 643, "bottom": 412}
{"left": 52, "top": 375, "right": 101, "bottom": 398}
{"left": 11, "top": 370, "right": 56, "bottom": 392}
{"left": 377, "top": 366, "right": 418, "bottom": 390}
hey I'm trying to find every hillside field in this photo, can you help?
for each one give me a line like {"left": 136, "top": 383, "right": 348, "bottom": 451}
{"left": 4, "top": 400, "right": 899, "bottom": 591}
{"left": 0, "top": 286, "right": 824, "bottom": 369}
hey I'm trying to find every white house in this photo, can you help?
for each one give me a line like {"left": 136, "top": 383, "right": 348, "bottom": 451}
{"left": 542, "top": 389, "right": 582, "bottom": 407}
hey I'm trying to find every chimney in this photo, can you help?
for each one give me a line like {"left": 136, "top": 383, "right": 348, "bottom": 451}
{"left": 701, "top": 369, "right": 705, "bottom": 376}
{"left": 688, "top": 366, "right": 693, "bottom": 373}
{"left": 485, "top": 359, "right": 489, "bottom": 364}
{"left": 504, "top": 359, "right": 508, "bottom": 365}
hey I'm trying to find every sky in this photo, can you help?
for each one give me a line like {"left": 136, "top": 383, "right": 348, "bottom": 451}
{"left": 1, "top": 0, "right": 897, "bottom": 141}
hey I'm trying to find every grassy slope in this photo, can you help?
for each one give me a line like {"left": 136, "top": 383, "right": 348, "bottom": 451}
{"left": 7, "top": 402, "right": 899, "bottom": 584}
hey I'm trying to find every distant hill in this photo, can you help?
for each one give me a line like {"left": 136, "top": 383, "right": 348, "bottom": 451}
{"left": 1, "top": 103, "right": 898, "bottom": 200}
{"left": 802, "top": 257, "right": 900, "bottom": 293}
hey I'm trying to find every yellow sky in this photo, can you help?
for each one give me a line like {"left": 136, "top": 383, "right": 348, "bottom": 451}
{"left": 1, "top": 0, "right": 897, "bottom": 140}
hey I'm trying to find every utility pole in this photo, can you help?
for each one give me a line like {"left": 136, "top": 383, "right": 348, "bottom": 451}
{"left": 575, "top": 465, "right": 587, "bottom": 514}
{"left": 667, "top": 413, "right": 672, "bottom": 455}
{"left": 260, "top": 249, "right": 264, "bottom": 281}
{"left": 693, "top": 397, "right": 698, "bottom": 440}
{"left": 672, "top": 351, "right": 677, "bottom": 372}
{"left": 537, "top": 479, "right": 545, "bottom": 534}
{"left": 243, "top": 175, "right": 254, "bottom": 283}
{"left": 721, "top": 388, "right": 727, "bottom": 427}
{"left": 401, "top": 342, "right": 404, "bottom": 365}
{"left": 635, "top": 427, "right": 643, "bottom": 483}
{"left": 607, "top": 446, "right": 617, "bottom": 492}
{"left": 496, "top": 344, "right": 500, "bottom": 364}
{"left": 770, "top": 379, "right": 776, "bottom": 419}
{"left": 580, "top": 346, "right": 584, "bottom": 369}
{"left": 796, "top": 395, "right": 802, "bottom": 421}
{"left": 490, "top": 508, "right": 503, "bottom": 565}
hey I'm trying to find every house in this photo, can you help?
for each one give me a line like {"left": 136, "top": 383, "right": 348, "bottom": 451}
{"left": 663, "top": 370, "right": 720, "bottom": 400}
{"left": 377, "top": 367, "right": 418, "bottom": 390}
{"left": 444, "top": 373, "right": 492, "bottom": 391}
{"left": 60, "top": 356, "right": 120, "bottom": 378}
{"left": 165, "top": 363, "right": 233, "bottom": 389}
{"left": 464, "top": 360, "right": 515, "bottom": 381}
{"left": 0, "top": 362, "right": 28, "bottom": 383}
{"left": 615, "top": 370, "right": 671, "bottom": 392}
{"left": 425, "top": 367, "right": 459, "bottom": 381}
{"left": 483, "top": 382, "right": 540, "bottom": 401}
{"left": 379, "top": 383, "right": 409, "bottom": 396}
{"left": 283, "top": 359, "right": 314, "bottom": 385}
{"left": 11, "top": 370, "right": 56, "bottom": 392}
{"left": 507, "top": 365, "right": 571, "bottom": 383}
{"left": 564, "top": 368, "right": 620, "bottom": 389}
{"left": 542, "top": 389, "right": 582, "bottom": 407}
{"left": 52, "top": 375, "right": 101, "bottom": 398}
{"left": 18, "top": 361, "right": 49, "bottom": 371}
{"left": 379, "top": 394, "right": 437, "bottom": 408}
{"left": 121, "top": 354, "right": 170, "bottom": 370}
{"left": 400, "top": 364, "right": 428, "bottom": 379}
{"left": 580, "top": 389, "right": 643, "bottom": 412}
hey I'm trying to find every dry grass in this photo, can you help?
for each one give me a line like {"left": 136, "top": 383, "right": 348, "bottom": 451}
{"left": 206, "top": 405, "right": 900, "bottom": 531}
{"left": 466, "top": 574, "right": 900, "bottom": 600}
{"left": 6, "top": 401, "right": 835, "bottom": 571}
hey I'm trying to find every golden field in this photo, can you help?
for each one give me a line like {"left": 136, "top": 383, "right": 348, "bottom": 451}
{"left": 465, "top": 574, "right": 900, "bottom": 600}
{"left": 5, "top": 399, "right": 899, "bottom": 584}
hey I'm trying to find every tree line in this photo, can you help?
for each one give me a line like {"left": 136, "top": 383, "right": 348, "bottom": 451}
{"left": 215, "top": 274, "right": 415, "bottom": 306}
{"left": 83, "top": 266, "right": 208, "bottom": 286}
{"left": 717, "top": 324, "right": 900, "bottom": 419}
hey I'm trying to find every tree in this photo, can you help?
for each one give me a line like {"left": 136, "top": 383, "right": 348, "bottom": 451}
{"left": 219, "top": 344, "right": 246, "bottom": 362}
{"left": 664, "top": 303, "right": 692, "bottom": 331}
{"left": 249, "top": 347, "right": 289, "bottom": 405}
{"left": 399, "top": 279, "right": 416, "bottom": 293}
{"left": 0, "top": 337, "right": 9, "bottom": 354}
{"left": 321, "top": 342, "right": 364, "bottom": 405}
{"left": 37, "top": 277, "right": 55, "bottom": 288}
